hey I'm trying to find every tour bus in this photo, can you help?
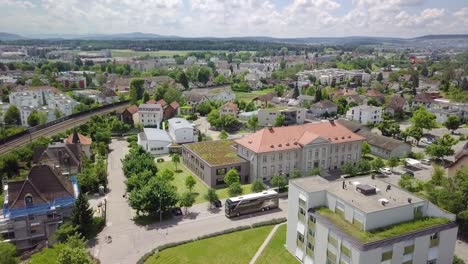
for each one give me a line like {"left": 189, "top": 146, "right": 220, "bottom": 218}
{"left": 225, "top": 190, "right": 279, "bottom": 218}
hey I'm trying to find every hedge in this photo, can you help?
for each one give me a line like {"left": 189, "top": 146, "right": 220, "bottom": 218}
{"left": 137, "top": 218, "right": 287, "bottom": 264}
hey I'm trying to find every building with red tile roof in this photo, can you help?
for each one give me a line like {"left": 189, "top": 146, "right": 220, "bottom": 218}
{"left": 220, "top": 101, "right": 239, "bottom": 116}
{"left": 234, "top": 120, "right": 365, "bottom": 180}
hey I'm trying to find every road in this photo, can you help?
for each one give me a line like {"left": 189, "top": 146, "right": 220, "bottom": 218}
{"left": 0, "top": 102, "right": 128, "bottom": 155}
{"left": 91, "top": 139, "right": 288, "bottom": 264}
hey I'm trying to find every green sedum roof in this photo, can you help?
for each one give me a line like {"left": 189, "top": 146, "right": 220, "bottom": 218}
{"left": 186, "top": 140, "right": 245, "bottom": 166}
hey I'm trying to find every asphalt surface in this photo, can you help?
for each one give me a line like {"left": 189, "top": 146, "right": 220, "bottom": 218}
{"left": 0, "top": 103, "right": 128, "bottom": 155}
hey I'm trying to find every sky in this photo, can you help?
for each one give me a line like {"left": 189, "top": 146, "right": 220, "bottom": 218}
{"left": 0, "top": 0, "right": 467, "bottom": 38}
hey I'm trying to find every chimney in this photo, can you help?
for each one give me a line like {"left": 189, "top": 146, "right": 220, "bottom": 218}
{"left": 329, "top": 119, "right": 335, "bottom": 126}
{"left": 267, "top": 125, "right": 274, "bottom": 132}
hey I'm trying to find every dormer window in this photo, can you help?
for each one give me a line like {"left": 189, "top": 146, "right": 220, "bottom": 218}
{"left": 25, "top": 194, "right": 33, "bottom": 206}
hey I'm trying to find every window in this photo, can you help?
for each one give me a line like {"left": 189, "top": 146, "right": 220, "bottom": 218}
{"left": 299, "top": 198, "right": 306, "bottom": 207}
{"left": 263, "top": 156, "right": 267, "bottom": 163}
{"left": 286, "top": 164, "right": 290, "bottom": 172}
{"left": 430, "top": 233, "right": 439, "bottom": 248}
{"left": 381, "top": 251, "right": 393, "bottom": 261}
{"left": 327, "top": 249, "right": 337, "bottom": 264}
{"left": 404, "top": 245, "right": 414, "bottom": 255}
{"left": 216, "top": 168, "right": 227, "bottom": 175}
{"left": 262, "top": 167, "right": 267, "bottom": 176}
{"left": 328, "top": 234, "right": 338, "bottom": 247}
{"left": 315, "top": 150, "right": 319, "bottom": 157}
{"left": 341, "top": 244, "right": 351, "bottom": 257}
{"left": 402, "top": 261, "right": 412, "bottom": 264}
{"left": 25, "top": 194, "right": 33, "bottom": 206}
{"left": 287, "top": 152, "right": 290, "bottom": 160}
{"left": 427, "top": 260, "right": 437, "bottom": 264}
{"left": 271, "top": 154, "right": 275, "bottom": 161}
{"left": 307, "top": 162, "right": 312, "bottom": 169}
{"left": 279, "top": 153, "right": 283, "bottom": 161}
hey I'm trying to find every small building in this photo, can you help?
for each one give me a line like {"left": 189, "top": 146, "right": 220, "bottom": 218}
{"left": 1, "top": 165, "right": 78, "bottom": 250}
{"left": 297, "top": 95, "right": 315, "bottom": 107}
{"left": 346, "top": 105, "right": 382, "bottom": 125}
{"left": 168, "top": 118, "right": 197, "bottom": 144}
{"left": 138, "top": 103, "right": 163, "bottom": 128}
{"left": 257, "top": 107, "right": 306, "bottom": 127}
{"left": 63, "top": 130, "right": 92, "bottom": 158}
{"left": 182, "top": 140, "right": 249, "bottom": 187}
{"left": 309, "top": 100, "right": 337, "bottom": 117}
{"left": 120, "top": 105, "right": 139, "bottom": 124}
{"left": 446, "top": 142, "right": 468, "bottom": 177}
{"left": 137, "top": 128, "right": 172, "bottom": 155}
{"left": 357, "top": 130, "right": 411, "bottom": 159}
{"left": 220, "top": 101, "right": 239, "bottom": 116}
{"left": 32, "top": 142, "right": 83, "bottom": 175}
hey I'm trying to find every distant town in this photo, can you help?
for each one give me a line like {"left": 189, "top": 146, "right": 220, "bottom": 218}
{"left": 0, "top": 34, "right": 467, "bottom": 264}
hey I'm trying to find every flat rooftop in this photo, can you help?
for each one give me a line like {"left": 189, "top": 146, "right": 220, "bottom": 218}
{"left": 184, "top": 140, "right": 246, "bottom": 166}
{"left": 291, "top": 176, "right": 424, "bottom": 213}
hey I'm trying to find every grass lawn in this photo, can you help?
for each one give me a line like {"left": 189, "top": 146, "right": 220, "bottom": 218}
{"left": 256, "top": 224, "right": 298, "bottom": 264}
{"left": 111, "top": 49, "right": 222, "bottom": 58}
{"left": 235, "top": 88, "right": 275, "bottom": 102}
{"left": 145, "top": 225, "right": 274, "bottom": 264}
{"left": 216, "top": 183, "right": 253, "bottom": 200}
{"left": 156, "top": 161, "right": 208, "bottom": 204}
{"left": 29, "top": 244, "right": 67, "bottom": 264}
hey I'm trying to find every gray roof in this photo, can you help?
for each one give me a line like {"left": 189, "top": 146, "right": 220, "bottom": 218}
{"left": 311, "top": 100, "right": 337, "bottom": 109}
{"left": 357, "top": 130, "right": 410, "bottom": 151}
{"left": 141, "top": 128, "right": 172, "bottom": 142}
{"left": 168, "top": 118, "right": 193, "bottom": 130}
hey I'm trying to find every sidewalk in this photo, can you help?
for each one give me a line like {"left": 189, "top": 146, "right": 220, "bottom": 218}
{"left": 249, "top": 222, "right": 286, "bottom": 264}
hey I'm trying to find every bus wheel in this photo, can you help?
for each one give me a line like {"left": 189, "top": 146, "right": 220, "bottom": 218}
{"left": 261, "top": 208, "right": 265, "bottom": 212}
{"left": 266, "top": 207, "right": 270, "bottom": 211}
{"left": 236, "top": 213, "right": 240, "bottom": 217}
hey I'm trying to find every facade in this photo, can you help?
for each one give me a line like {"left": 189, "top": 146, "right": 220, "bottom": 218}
{"left": 309, "top": 100, "right": 338, "bottom": 117}
{"left": 120, "top": 105, "right": 139, "bottom": 124}
{"left": 137, "top": 128, "right": 172, "bottom": 155}
{"left": 235, "top": 120, "right": 365, "bottom": 181}
{"left": 168, "top": 118, "right": 197, "bottom": 144}
{"left": 257, "top": 107, "right": 306, "bottom": 127}
{"left": 297, "top": 69, "right": 370, "bottom": 85}
{"left": 0, "top": 165, "right": 78, "bottom": 250}
{"left": 357, "top": 131, "right": 411, "bottom": 159}
{"left": 138, "top": 103, "right": 163, "bottom": 128}
{"left": 32, "top": 141, "right": 83, "bottom": 175}
{"left": 63, "top": 130, "right": 92, "bottom": 158}
{"left": 346, "top": 105, "right": 382, "bottom": 125}
{"left": 446, "top": 143, "right": 468, "bottom": 177}
{"left": 220, "top": 101, "right": 239, "bottom": 116}
{"left": 286, "top": 176, "right": 458, "bottom": 264}
{"left": 182, "top": 140, "right": 249, "bottom": 187}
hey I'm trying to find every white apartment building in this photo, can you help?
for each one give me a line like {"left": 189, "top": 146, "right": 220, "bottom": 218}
{"left": 235, "top": 120, "right": 365, "bottom": 180}
{"left": 257, "top": 107, "right": 306, "bottom": 127}
{"left": 19, "top": 106, "right": 55, "bottom": 126}
{"left": 138, "top": 103, "right": 163, "bottom": 128}
{"left": 346, "top": 105, "right": 382, "bottom": 125}
{"left": 137, "top": 128, "right": 172, "bottom": 155}
{"left": 297, "top": 69, "right": 370, "bottom": 85}
{"left": 287, "top": 176, "right": 458, "bottom": 264}
{"left": 168, "top": 118, "right": 197, "bottom": 144}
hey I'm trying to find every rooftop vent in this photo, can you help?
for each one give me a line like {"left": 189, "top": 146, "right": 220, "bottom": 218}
{"left": 342, "top": 136, "right": 345, "bottom": 139}
{"left": 356, "top": 184, "right": 377, "bottom": 196}
{"left": 270, "top": 145, "right": 274, "bottom": 148}
{"left": 278, "top": 144, "right": 282, "bottom": 147}
{"left": 408, "top": 198, "right": 412, "bottom": 204}
{"left": 379, "top": 198, "right": 389, "bottom": 206}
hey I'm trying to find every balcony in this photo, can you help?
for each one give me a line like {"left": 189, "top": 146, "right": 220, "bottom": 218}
{"left": 430, "top": 238, "right": 439, "bottom": 248}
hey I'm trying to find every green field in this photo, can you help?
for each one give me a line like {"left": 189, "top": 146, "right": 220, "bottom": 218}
{"left": 145, "top": 225, "right": 274, "bottom": 264}
{"left": 235, "top": 88, "right": 275, "bottom": 102}
{"left": 156, "top": 160, "right": 253, "bottom": 204}
{"left": 256, "top": 224, "right": 298, "bottom": 264}
{"left": 111, "top": 49, "right": 219, "bottom": 58}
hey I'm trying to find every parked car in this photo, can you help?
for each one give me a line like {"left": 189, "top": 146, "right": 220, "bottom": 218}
{"left": 171, "top": 207, "right": 183, "bottom": 216}
{"left": 421, "top": 138, "right": 434, "bottom": 145}
{"left": 211, "top": 199, "right": 222, "bottom": 208}
{"left": 404, "top": 170, "right": 415, "bottom": 177}
{"left": 379, "top": 167, "right": 392, "bottom": 175}
{"left": 421, "top": 159, "right": 431, "bottom": 165}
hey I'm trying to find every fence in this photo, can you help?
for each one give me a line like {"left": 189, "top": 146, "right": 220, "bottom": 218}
{"left": 0, "top": 100, "right": 130, "bottom": 145}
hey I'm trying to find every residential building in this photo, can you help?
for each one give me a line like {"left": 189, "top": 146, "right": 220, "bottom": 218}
{"left": 120, "top": 105, "right": 139, "bottom": 125}
{"left": 358, "top": 130, "right": 411, "bottom": 159}
{"left": 297, "top": 95, "right": 315, "bottom": 107}
{"left": 235, "top": 120, "right": 365, "bottom": 181}
{"left": 297, "top": 69, "right": 370, "bottom": 85}
{"left": 0, "top": 101, "right": 10, "bottom": 123}
{"left": 220, "top": 101, "right": 239, "bottom": 116}
{"left": 286, "top": 176, "right": 458, "bottom": 264}
{"left": 346, "top": 105, "right": 382, "bottom": 125}
{"left": 137, "top": 128, "right": 172, "bottom": 155}
{"left": 32, "top": 141, "right": 83, "bottom": 175}
{"left": 257, "top": 107, "right": 306, "bottom": 127}
{"left": 366, "top": 89, "right": 385, "bottom": 103}
{"left": 182, "top": 140, "right": 249, "bottom": 187}
{"left": 309, "top": 100, "right": 338, "bottom": 118}
{"left": 138, "top": 103, "right": 163, "bottom": 128}
{"left": 446, "top": 142, "right": 468, "bottom": 177}
{"left": 183, "top": 85, "right": 235, "bottom": 104}
{"left": 63, "top": 130, "right": 92, "bottom": 158}
{"left": 168, "top": 118, "right": 197, "bottom": 144}
{"left": 0, "top": 165, "right": 78, "bottom": 250}
{"left": 56, "top": 75, "right": 86, "bottom": 89}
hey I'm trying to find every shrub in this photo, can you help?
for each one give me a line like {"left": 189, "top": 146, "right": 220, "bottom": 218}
{"left": 156, "top": 158, "right": 165, "bottom": 163}
{"left": 459, "top": 134, "right": 466, "bottom": 141}
{"left": 251, "top": 218, "right": 287, "bottom": 228}
{"left": 126, "top": 135, "right": 137, "bottom": 143}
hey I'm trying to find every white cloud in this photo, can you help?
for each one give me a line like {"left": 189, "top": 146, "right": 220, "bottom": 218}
{"left": 0, "top": 0, "right": 35, "bottom": 8}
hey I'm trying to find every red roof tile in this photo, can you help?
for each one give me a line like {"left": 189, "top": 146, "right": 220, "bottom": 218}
{"left": 126, "top": 105, "right": 139, "bottom": 114}
{"left": 170, "top": 101, "right": 179, "bottom": 109}
{"left": 65, "top": 133, "right": 92, "bottom": 145}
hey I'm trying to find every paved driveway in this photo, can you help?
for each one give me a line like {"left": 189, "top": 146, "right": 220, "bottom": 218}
{"left": 91, "top": 138, "right": 289, "bottom": 264}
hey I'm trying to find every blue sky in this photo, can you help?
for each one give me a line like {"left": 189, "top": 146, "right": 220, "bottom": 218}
{"left": 0, "top": 0, "right": 467, "bottom": 37}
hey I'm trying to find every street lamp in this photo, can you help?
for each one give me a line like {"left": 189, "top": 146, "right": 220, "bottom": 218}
{"left": 157, "top": 193, "right": 162, "bottom": 229}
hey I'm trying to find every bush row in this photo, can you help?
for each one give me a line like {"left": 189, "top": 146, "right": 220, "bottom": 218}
{"left": 137, "top": 218, "right": 287, "bottom": 264}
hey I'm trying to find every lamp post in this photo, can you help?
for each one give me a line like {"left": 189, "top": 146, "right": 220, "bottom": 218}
{"left": 158, "top": 193, "right": 162, "bottom": 229}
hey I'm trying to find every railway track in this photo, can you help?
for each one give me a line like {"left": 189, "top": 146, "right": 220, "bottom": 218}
{"left": 0, "top": 103, "right": 128, "bottom": 156}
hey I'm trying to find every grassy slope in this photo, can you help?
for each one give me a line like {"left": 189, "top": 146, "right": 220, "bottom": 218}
{"left": 111, "top": 50, "right": 219, "bottom": 58}
{"left": 234, "top": 88, "right": 275, "bottom": 102}
{"left": 145, "top": 225, "right": 274, "bottom": 264}
{"left": 256, "top": 224, "right": 298, "bottom": 264}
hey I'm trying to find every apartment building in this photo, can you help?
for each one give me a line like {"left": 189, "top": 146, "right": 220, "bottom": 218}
{"left": 235, "top": 120, "right": 365, "bottom": 181}
{"left": 257, "top": 107, "right": 306, "bottom": 127}
{"left": 138, "top": 103, "right": 163, "bottom": 128}
{"left": 346, "top": 105, "right": 382, "bottom": 125}
{"left": 286, "top": 176, "right": 458, "bottom": 264}
{"left": 168, "top": 117, "right": 198, "bottom": 144}
{"left": 297, "top": 69, "right": 370, "bottom": 85}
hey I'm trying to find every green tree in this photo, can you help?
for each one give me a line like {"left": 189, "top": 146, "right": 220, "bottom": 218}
{"left": 291, "top": 169, "right": 302, "bottom": 179}
{"left": 57, "top": 244, "right": 93, "bottom": 264}
{"left": 314, "top": 87, "right": 322, "bottom": 102}
{"left": 0, "top": 242, "right": 19, "bottom": 264}
{"left": 214, "top": 74, "right": 227, "bottom": 85}
{"left": 53, "top": 222, "right": 79, "bottom": 243}
{"left": 129, "top": 78, "right": 145, "bottom": 104}
{"left": 185, "top": 175, "right": 196, "bottom": 193}
{"left": 224, "top": 168, "right": 240, "bottom": 186}
{"left": 341, "top": 161, "right": 358, "bottom": 176}
{"left": 4, "top": 105, "right": 20, "bottom": 125}
{"left": 54, "top": 109, "right": 63, "bottom": 119}
{"left": 172, "top": 154, "right": 180, "bottom": 172}
{"left": 444, "top": 116, "right": 461, "bottom": 134}
{"left": 377, "top": 72, "right": 383, "bottom": 82}
{"left": 179, "top": 192, "right": 195, "bottom": 213}
{"left": 247, "top": 116, "right": 259, "bottom": 132}
{"left": 228, "top": 181, "right": 243, "bottom": 196}
{"left": 196, "top": 101, "right": 213, "bottom": 116}
{"left": 71, "top": 192, "right": 94, "bottom": 238}
{"left": 362, "top": 141, "right": 371, "bottom": 156}
{"left": 274, "top": 114, "right": 285, "bottom": 127}
{"left": 407, "top": 126, "right": 423, "bottom": 145}
{"left": 27, "top": 110, "right": 41, "bottom": 127}
{"left": 142, "top": 91, "right": 150, "bottom": 103}
{"left": 251, "top": 179, "right": 265, "bottom": 193}
{"left": 198, "top": 67, "right": 211, "bottom": 84}
{"left": 371, "top": 158, "right": 385, "bottom": 171}
{"left": 376, "top": 119, "right": 401, "bottom": 137}
{"left": 271, "top": 175, "right": 287, "bottom": 192}
{"left": 178, "top": 71, "right": 189, "bottom": 89}
{"left": 431, "top": 165, "right": 445, "bottom": 186}
{"left": 387, "top": 157, "right": 399, "bottom": 171}
{"left": 219, "top": 130, "right": 228, "bottom": 140}
{"left": 204, "top": 188, "right": 219, "bottom": 205}
{"left": 411, "top": 106, "right": 437, "bottom": 130}
{"left": 426, "top": 134, "right": 458, "bottom": 160}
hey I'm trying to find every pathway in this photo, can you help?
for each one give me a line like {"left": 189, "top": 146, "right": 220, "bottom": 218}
{"left": 249, "top": 222, "right": 286, "bottom": 264}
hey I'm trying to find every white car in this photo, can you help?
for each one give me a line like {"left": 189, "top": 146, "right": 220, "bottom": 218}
{"left": 421, "top": 159, "right": 431, "bottom": 165}
{"left": 421, "top": 138, "right": 434, "bottom": 145}
{"left": 379, "top": 167, "right": 392, "bottom": 175}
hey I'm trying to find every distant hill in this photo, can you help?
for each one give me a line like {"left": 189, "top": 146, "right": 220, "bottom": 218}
{"left": 411, "top": 34, "right": 468, "bottom": 40}
{"left": 0, "top": 32, "right": 26, "bottom": 41}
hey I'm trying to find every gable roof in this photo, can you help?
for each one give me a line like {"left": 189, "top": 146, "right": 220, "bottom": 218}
{"left": 169, "top": 101, "right": 179, "bottom": 109}
{"left": 235, "top": 121, "right": 364, "bottom": 153}
{"left": 447, "top": 142, "right": 468, "bottom": 169}
{"left": 8, "top": 165, "right": 74, "bottom": 209}
{"left": 33, "top": 142, "right": 81, "bottom": 167}
{"left": 65, "top": 132, "right": 92, "bottom": 145}
{"left": 357, "top": 130, "right": 409, "bottom": 151}
{"left": 311, "top": 100, "right": 337, "bottom": 109}
{"left": 366, "top": 89, "right": 384, "bottom": 97}
{"left": 221, "top": 101, "right": 239, "bottom": 112}
{"left": 125, "top": 105, "right": 139, "bottom": 114}
{"left": 156, "top": 99, "right": 167, "bottom": 107}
